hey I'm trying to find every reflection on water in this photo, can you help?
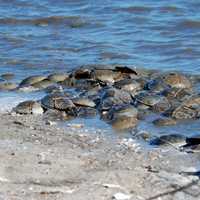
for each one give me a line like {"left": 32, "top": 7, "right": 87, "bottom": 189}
{"left": 1, "top": 0, "right": 200, "bottom": 75}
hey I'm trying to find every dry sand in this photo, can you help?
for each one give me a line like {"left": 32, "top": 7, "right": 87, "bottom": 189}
{"left": 0, "top": 112, "right": 200, "bottom": 200}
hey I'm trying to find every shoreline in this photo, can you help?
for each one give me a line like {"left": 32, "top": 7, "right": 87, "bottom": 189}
{"left": 1, "top": 0, "right": 200, "bottom": 198}
{"left": 0, "top": 112, "right": 199, "bottom": 199}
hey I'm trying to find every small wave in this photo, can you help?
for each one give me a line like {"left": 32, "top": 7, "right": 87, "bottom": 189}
{"left": 158, "top": 6, "right": 182, "bottom": 13}
{"left": 100, "top": 52, "right": 131, "bottom": 60}
{"left": 179, "top": 47, "right": 200, "bottom": 57}
{"left": 0, "top": 34, "right": 27, "bottom": 45}
{"left": 0, "top": 91, "right": 45, "bottom": 113}
{"left": 176, "top": 20, "right": 200, "bottom": 30}
{"left": 123, "top": 16, "right": 148, "bottom": 25}
{"left": 0, "top": 16, "right": 88, "bottom": 28}
{"left": 115, "top": 6, "right": 153, "bottom": 14}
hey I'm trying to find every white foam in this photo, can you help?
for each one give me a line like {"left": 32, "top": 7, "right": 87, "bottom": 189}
{"left": 0, "top": 91, "right": 45, "bottom": 113}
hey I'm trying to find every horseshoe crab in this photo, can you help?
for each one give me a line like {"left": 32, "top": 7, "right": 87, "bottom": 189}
{"left": 114, "top": 79, "right": 141, "bottom": 93}
{"left": 19, "top": 75, "right": 46, "bottom": 87}
{"left": 0, "top": 82, "right": 17, "bottom": 90}
{"left": 135, "top": 92, "right": 170, "bottom": 112}
{"left": 153, "top": 117, "right": 177, "bottom": 126}
{"left": 41, "top": 93, "right": 77, "bottom": 116}
{"left": 47, "top": 73, "right": 69, "bottom": 82}
{"left": 13, "top": 100, "right": 44, "bottom": 115}
{"left": 31, "top": 79, "right": 54, "bottom": 89}
{"left": 0, "top": 73, "right": 14, "bottom": 81}
{"left": 163, "top": 72, "right": 192, "bottom": 89}
{"left": 150, "top": 134, "right": 186, "bottom": 146}
{"left": 172, "top": 95, "right": 200, "bottom": 119}
{"left": 110, "top": 104, "right": 138, "bottom": 130}
{"left": 91, "top": 69, "right": 121, "bottom": 83}
{"left": 72, "top": 97, "right": 96, "bottom": 108}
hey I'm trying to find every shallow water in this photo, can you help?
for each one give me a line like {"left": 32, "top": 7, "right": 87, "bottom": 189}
{"left": 1, "top": 0, "right": 200, "bottom": 76}
{"left": 0, "top": 90, "right": 45, "bottom": 112}
{"left": 1, "top": 0, "right": 200, "bottom": 139}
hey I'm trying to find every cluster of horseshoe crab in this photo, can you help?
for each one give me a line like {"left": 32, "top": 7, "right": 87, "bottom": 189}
{"left": 1, "top": 65, "right": 200, "bottom": 149}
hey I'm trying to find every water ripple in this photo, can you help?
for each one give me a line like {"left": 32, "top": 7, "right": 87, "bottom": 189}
{"left": 0, "top": 0, "right": 200, "bottom": 75}
{"left": 0, "top": 16, "right": 89, "bottom": 28}
{"left": 115, "top": 5, "right": 153, "bottom": 14}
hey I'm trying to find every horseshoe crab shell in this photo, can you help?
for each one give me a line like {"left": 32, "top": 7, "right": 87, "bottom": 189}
{"left": 41, "top": 94, "right": 77, "bottom": 116}
{"left": 163, "top": 72, "right": 192, "bottom": 89}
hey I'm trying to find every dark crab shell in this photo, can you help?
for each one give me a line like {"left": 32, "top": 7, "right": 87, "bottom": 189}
{"left": 19, "top": 75, "right": 46, "bottom": 87}
{"left": 72, "top": 97, "right": 96, "bottom": 108}
{"left": 162, "top": 72, "right": 192, "bottom": 89}
{"left": 41, "top": 94, "right": 76, "bottom": 115}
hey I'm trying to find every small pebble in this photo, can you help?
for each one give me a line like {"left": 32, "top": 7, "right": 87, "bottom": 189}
{"left": 67, "top": 124, "right": 84, "bottom": 128}
{"left": 45, "top": 120, "right": 57, "bottom": 126}
{"left": 113, "top": 192, "right": 132, "bottom": 200}
{"left": 1, "top": 73, "right": 15, "bottom": 80}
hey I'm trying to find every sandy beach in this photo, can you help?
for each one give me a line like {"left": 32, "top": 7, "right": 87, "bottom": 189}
{"left": 0, "top": 112, "right": 199, "bottom": 200}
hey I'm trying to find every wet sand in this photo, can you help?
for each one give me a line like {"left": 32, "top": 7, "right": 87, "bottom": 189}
{"left": 0, "top": 112, "right": 199, "bottom": 199}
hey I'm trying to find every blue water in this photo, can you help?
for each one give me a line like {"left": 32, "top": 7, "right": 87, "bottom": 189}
{"left": 1, "top": 0, "right": 200, "bottom": 77}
